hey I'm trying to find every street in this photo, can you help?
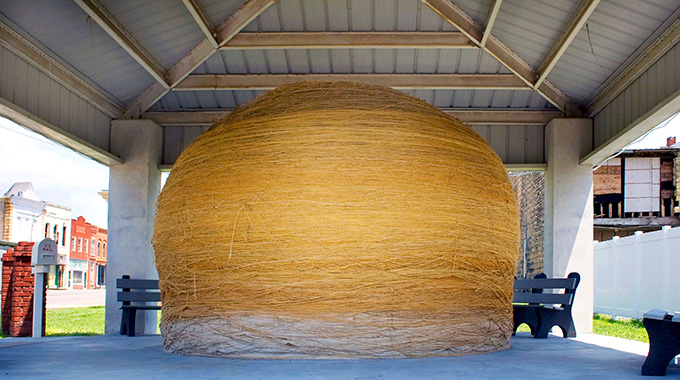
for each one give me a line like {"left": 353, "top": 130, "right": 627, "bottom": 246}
{"left": 46, "top": 288, "right": 105, "bottom": 309}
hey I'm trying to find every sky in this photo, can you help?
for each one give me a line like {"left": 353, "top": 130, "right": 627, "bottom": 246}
{"left": 0, "top": 113, "right": 679, "bottom": 230}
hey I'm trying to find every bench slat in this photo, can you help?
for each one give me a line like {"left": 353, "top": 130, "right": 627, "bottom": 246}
{"left": 513, "top": 277, "right": 577, "bottom": 290}
{"left": 117, "top": 278, "right": 159, "bottom": 289}
{"left": 513, "top": 293, "right": 573, "bottom": 305}
{"left": 121, "top": 305, "right": 161, "bottom": 310}
{"left": 117, "top": 292, "right": 161, "bottom": 302}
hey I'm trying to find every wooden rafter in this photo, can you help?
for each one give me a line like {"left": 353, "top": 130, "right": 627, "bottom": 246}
{"left": 143, "top": 109, "right": 562, "bottom": 126}
{"left": 174, "top": 74, "right": 529, "bottom": 91}
{"left": 481, "top": 0, "right": 502, "bottom": 48}
{"left": 421, "top": 0, "right": 581, "bottom": 116}
{"left": 535, "top": 0, "right": 600, "bottom": 88}
{"left": 181, "top": 0, "right": 219, "bottom": 49}
{"left": 73, "top": 0, "right": 169, "bottom": 89}
{"left": 222, "top": 32, "right": 475, "bottom": 49}
{"left": 0, "top": 20, "right": 122, "bottom": 118}
{"left": 125, "top": 0, "right": 276, "bottom": 117}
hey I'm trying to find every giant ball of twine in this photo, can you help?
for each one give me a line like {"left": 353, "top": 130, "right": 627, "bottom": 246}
{"left": 153, "top": 81, "right": 520, "bottom": 359}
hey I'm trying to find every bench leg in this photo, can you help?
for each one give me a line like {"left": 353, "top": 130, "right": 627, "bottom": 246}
{"left": 534, "top": 308, "right": 575, "bottom": 339}
{"left": 642, "top": 318, "right": 680, "bottom": 376}
{"left": 120, "top": 309, "right": 130, "bottom": 336}
{"left": 127, "top": 309, "right": 137, "bottom": 337}
{"left": 513, "top": 306, "right": 539, "bottom": 336}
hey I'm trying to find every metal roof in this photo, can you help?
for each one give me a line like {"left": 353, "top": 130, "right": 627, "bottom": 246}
{"left": 1, "top": 0, "right": 680, "bottom": 165}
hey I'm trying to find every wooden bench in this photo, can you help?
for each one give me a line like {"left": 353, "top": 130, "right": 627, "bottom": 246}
{"left": 512, "top": 272, "right": 580, "bottom": 339}
{"left": 117, "top": 275, "right": 161, "bottom": 337}
{"left": 641, "top": 309, "right": 680, "bottom": 376}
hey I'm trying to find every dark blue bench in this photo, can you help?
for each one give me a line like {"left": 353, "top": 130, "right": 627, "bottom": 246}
{"left": 512, "top": 272, "right": 580, "bottom": 339}
{"left": 117, "top": 275, "right": 161, "bottom": 337}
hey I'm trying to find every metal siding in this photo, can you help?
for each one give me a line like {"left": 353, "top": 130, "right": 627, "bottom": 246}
{"left": 198, "top": 49, "right": 511, "bottom": 75}
{"left": 447, "top": 0, "right": 494, "bottom": 27}
{"left": 0, "top": 44, "right": 111, "bottom": 150}
{"left": 492, "top": 0, "right": 579, "bottom": 68}
{"left": 593, "top": 41, "right": 680, "bottom": 149}
{"left": 0, "top": 0, "right": 154, "bottom": 105}
{"left": 99, "top": 0, "right": 206, "bottom": 71}
{"left": 548, "top": 0, "right": 680, "bottom": 105}
{"left": 200, "top": 0, "right": 249, "bottom": 30}
{"left": 472, "top": 125, "right": 545, "bottom": 165}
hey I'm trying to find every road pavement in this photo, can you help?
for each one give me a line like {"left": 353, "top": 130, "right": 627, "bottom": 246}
{"left": 46, "top": 288, "right": 106, "bottom": 309}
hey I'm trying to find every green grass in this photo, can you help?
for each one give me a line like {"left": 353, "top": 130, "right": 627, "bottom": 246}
{"left": 1, "top": 309, "right": 647, "bottom": 343}
{"left": 46, "top": 306, "right": 105, "bottom": 336}
{"left": 593, "top": 313, "right": 648, "bottom": 343}
{"left": 516, "top": 313, "right": 648, "bottom": 342}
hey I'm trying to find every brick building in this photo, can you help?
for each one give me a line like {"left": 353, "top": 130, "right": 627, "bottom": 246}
{"left": 70, "top": 216, "right": 107, "bottom": 289}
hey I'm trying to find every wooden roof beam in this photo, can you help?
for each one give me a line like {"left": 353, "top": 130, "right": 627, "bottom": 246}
{"left": 421, "top": 0, "right": 581, "bottom": 116}
{"left": 125, "top": 0, "right": 276, "bottom": 117}
{"left": 173, "top": 74, "right": 530, "bottom": 91}
{"left": 143, "top": 109, "right": 561, "bottom": 126}
{"left": 481, "top": 0, "right": 502, "bottom": 48}
{"left": 73, "top": 0, "right": 169, "bottom": 89}
{"left": 222, "top": 32, "right": 476, "bottom": 49}
{"left": 535, "top": 0, "right": 600, "bottom": 88}
{"left": 181, "top": 0, "right": 219, "bottom": 49}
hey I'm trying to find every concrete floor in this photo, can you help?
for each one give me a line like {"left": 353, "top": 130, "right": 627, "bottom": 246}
{"left": 0, "top": 333, "right": 676, "bottom": 379}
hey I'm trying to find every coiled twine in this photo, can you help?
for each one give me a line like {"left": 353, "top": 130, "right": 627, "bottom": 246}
{"left": 153, "top": 81, "right": 520, "bottom": 358}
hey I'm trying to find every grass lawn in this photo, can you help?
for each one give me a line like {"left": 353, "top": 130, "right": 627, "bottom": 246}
{"left": 593, "top": 313, "right": 648, "bottom": 343}
{"left": 1, "top": 309, "right": 647, "bottom": 343}
{"left": 46, "top": 306, "right": 105, "bottom": 336}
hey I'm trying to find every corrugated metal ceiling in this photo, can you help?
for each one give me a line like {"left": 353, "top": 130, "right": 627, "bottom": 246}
{"left": 150, "top": 89, "right": 552, "bottom": 111}
{"left": 1, "top": 0, "right": 679, "bottom": 115}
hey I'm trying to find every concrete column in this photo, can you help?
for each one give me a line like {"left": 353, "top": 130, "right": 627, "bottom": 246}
{"left": 544, "top": 118, "right": 594, "bottom": 334}
{"left": 105, "top": 120, "right": 162, "bottom": 335}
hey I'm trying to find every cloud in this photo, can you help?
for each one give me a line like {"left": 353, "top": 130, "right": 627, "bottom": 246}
{"left": 0, "top": 118, "right": 109, "bottom": 228}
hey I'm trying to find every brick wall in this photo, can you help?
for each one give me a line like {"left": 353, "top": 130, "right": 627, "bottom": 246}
{"left": 510, "top": 172, "right": 545, "bottom": 279}
{"left": 1, "top": 242, "right": 46, "bottom": 337}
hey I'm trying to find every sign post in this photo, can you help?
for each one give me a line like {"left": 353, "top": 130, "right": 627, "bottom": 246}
{"left": 31, "top": 239, "right": 58, "bottom": 338}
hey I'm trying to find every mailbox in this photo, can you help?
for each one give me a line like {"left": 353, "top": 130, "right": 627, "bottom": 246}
{"left": 31, "top": 239, "right": 58, "bottom": 266}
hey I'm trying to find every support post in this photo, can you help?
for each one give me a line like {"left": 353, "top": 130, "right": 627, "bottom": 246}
{"left": 544, "top": 118, "right": 594, "bottom": 333}
{"left": 105, "top": 120, "right": 162, "bottom": 335}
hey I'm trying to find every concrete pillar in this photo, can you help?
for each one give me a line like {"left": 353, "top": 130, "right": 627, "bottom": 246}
{"left": 105, "top": 120, "right": 162, "bottom": 335}
{"left": 544, "top": 118, "right": 594, "bottom": 334}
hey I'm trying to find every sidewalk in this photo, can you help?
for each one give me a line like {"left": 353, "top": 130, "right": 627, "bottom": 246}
{"left": 46, "top": 288, "right": 106, "bottom": 309}
{"left": 0, "top": 333, "right": 669, "bottom": 380}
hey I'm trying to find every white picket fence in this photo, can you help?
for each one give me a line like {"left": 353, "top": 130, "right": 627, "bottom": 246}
{"left": 594, "top": 226, "right": 680, "bottom": 319}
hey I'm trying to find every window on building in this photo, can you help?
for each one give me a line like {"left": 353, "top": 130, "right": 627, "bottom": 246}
{"left": 84, "top": 239, "right": 88, "bottom": 254}
{"left": 91, "top": 238, "right": 96, "bottom": 254}
{"left": 103, "top": 243, "right": 106, "bottom": 258}
{"left": 45, "top": 223, "right": 50, "bottom": 238}
{"left": 97, "top": 241, "right": 101, "bottom": 257}
{"left": 53, "top": 225, "right": 57, "bottom": 240}
{"left": 72, "top": 237, "right": 76, "bottom": 251}
{"left": 62, "top": 225, "right": 67, "bottom": 246}
{"left": 78, "top": 238, "right": 82, "bottom": 252}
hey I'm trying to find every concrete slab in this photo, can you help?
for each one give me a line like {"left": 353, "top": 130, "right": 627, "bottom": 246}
{"left": 0, "top": 333, "right": 676, "bottom": 379}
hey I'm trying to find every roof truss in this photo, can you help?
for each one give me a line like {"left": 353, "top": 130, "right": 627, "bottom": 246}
{"left": 222, "top": 32, "right": 475, "bottom": 49}
{"left": 73, "top": 0, "right": 169, "bottom": 89}
{"left": 144, "top": 109, "right": 562, "bottom": 127}
{"left": 174, "top": 73, "right": 530, "bottom": 91}
{"left": 421, "top": 0, "right": 581, "bottom": 116}
{"left": 0, "top": 20, "right": 122, "bottom": 118}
